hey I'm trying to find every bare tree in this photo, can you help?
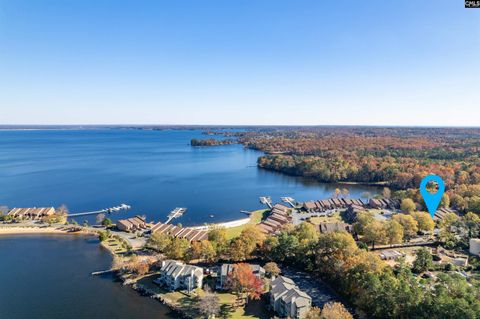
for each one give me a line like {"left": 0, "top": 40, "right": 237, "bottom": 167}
{"left": 56, "top": 204, "right": 69, "bottom": 216}
{"left": 96, "top": 213, "right": 106, "bottom": 225}
{"left": 196, "top": 286, "right": 220, "bottom": 319}
{"left": 264, "top": 262, "right": 281, "bottom": 278}
{"left": 0, "top": 206, "right": 9, "bottom": 215}
{"left": 361, "top": 192, "right": 372, "bottom": 201}
{"left": 333, "top": 188, "right": 341, "bottom": 199}
{"left": 382, "top": 187, "right": 392, "bottom": 199}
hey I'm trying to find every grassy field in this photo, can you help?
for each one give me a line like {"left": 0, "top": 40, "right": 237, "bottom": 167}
{"left": 225, "top": 209, "right": 268, "bottom": 239}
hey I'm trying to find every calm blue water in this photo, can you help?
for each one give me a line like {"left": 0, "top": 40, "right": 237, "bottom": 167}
{"left": 0, "top": 235, "right": 174, "bottom": 319}
{"left": 0, "top": 129, "right": 379, "bottom": 225}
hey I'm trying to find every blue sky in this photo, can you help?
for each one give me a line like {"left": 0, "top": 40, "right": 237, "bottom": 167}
{"left": 0, "top": 0, "right": 479, "bottom": 125}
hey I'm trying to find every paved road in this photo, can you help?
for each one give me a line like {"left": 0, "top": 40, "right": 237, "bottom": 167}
{"left": 291, "top": 209, "right": 339, "bottom": 225}
{"left": 280, "top": 266, "right": 341, "bottom": 307}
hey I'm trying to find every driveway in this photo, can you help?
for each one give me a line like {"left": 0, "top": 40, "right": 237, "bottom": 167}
{"left": 280, "top": 265, "right": 341, "bottom": 307}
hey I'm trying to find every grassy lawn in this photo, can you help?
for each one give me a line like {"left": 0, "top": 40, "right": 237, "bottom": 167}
{"left": 137, "top": 274, "right": 271, "bottom": 319}
{"left": 176, "top": 290, "right": 270, "bottom": 319}
{"left": 309, "top": 211, "right": 342, "bottom": 224}
{"left": 226, "top": 210, "right": 268, "bottom": 240}
{"left": 101, "top": 237, "right": 127, "bottom": 254}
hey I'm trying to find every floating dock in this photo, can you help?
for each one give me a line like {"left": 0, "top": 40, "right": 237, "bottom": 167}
{"left": 165, "top": 207, "right": 187, "bottom": 224}
{"left": 259, "top": 196, "right": 273, "bottom": 209}
{"left": 281, "top": 197, "right": 296, "bottom": 207}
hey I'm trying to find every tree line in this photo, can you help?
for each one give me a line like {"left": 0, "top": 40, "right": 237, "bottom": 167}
{"left": 146, "top": 220, "right": 480, "bottom": 318}
{"left": 231, "top": 127, "right": 480, "bottom": 214}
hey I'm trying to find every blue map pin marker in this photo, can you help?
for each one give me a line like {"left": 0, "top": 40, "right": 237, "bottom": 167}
{"left": 420, "top": 174, "right": 445, "bottom": 219}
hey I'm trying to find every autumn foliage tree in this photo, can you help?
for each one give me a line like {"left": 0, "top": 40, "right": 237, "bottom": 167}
{"left": 392, "top": 214, "right": 418, "bottom": 239}
{"left": 208, "top": 226, "right": 229, "bottom": 257}
{"left": 412, "top": 212, "right": 434, "bottom": 233}
{"left": 228, "top": 225, "right": 265, "bottom": 261}
{"left": 238, "top": 127, "right": 480, "bottom": 214}
{"left": 226, "top": 263, "right": 264, "bottom": 303}
{"left": 320, "top": 302, "right": 353, "bottom": 319}
{"left": 264, "top": 262, "right": 281, "bottom": 278}
{"left": 122, "top": 255, "right": 155, "bottom": 276}
{"left": 400, "top": 198, "right": 416, "bottom": 213}
{"left": 190, "top": 240, "right": 217, "bottom": 262}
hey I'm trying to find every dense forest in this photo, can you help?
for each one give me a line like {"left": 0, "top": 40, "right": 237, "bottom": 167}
{"left": 234, "top": 127, "right": 480, "bottom": 213}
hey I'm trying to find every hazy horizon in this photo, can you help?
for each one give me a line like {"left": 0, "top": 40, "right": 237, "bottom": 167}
{"left": 2, "top": 124, "right": 480, "bottom": 129}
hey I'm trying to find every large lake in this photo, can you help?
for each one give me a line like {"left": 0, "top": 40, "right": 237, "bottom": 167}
{"left": 0, "top": 129, "right": 379, "bottom": 225}
{"left": 0, "top": 129, "right": 379, "bottom": 319}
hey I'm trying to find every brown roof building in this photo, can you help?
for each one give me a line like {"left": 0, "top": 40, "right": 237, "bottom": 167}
{"left": 117, "top": 216, "right": 147, "bottom": 232}
{"left": 8, "top": 207, "right": 55, "bottom": 220}
{"left": 258, "top": 203, "right": 292, "bottom": 234}
{"left": 151, "top": 222, "right": 208, "bottom": 242}
{"left": 434, "top": 207, "right": 458, "bottom": 221}
{"left": 368, "top": 198, "right": 399, "bottom": 209}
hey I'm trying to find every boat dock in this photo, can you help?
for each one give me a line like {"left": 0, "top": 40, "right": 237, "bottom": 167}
{"left": 281, "top": 197, "right": 296, "bottom": 207}
{"left": 68, "top": 204, "right": 131, "bottom": 217}
{"left": 91, "top": 269, "right": 116, "bottom": 276}
{"left": 259, "top": 196, "right": 273, "bottom": 209}
{"left": 165, "top": 207, "right": 187, "bottom": 224}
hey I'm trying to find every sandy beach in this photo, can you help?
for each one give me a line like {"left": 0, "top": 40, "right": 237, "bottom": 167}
{"left": 189, "top": 217, "right": 251, "bottom": 230}
{"left": 0, "top": 225, "right": 88, "bottom": 236}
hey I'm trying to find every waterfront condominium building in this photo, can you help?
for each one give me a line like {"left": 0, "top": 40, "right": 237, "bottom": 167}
{"left": 155, "top": 260, "right": 204, "bottom": 292}
{"left": 270, "top": 276, "right": 312, "bottom": 319}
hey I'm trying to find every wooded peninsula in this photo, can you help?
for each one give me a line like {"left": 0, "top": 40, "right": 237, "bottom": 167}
{"left": 225, "top": 127, "right": 480, "bottom": 215}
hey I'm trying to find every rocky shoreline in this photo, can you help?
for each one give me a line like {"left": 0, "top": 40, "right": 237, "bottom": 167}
{"left": 127, "top": 278, "right": 194, "bottom": 319}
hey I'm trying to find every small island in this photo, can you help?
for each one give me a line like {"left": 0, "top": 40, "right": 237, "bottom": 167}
{"left": 190, "top": 138, "right": 235, "bottom": 146}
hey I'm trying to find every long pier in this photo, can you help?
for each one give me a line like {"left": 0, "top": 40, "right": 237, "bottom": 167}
{"left": 165, "top": 207, "right": 187, "bottom": 224}
{"left": 68, "top": 204, "right": 131, "bottom": 217}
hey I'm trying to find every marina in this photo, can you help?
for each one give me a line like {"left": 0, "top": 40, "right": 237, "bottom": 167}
{"left": 0, "top": 129, "right": 380, "bottom": 226}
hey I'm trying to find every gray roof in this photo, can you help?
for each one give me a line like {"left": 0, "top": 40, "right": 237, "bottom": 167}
{"left": 271, "top": 276, "right": 311, "bottom": 306}
{"left": 282, "top": 287, "right": 311, "bottom": 306}
{"left": 161, "top": 260, "right": 203, "bottom": 278}
{"left": 271, "top": 276, "right": 297, "bottom": 298}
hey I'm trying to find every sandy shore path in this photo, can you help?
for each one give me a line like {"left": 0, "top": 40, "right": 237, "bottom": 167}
{"left": 189, "top": 217, "right": 251, "bottom": 230}
{"left": 0, "top": 225, "right": 91, "bottom": 236}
